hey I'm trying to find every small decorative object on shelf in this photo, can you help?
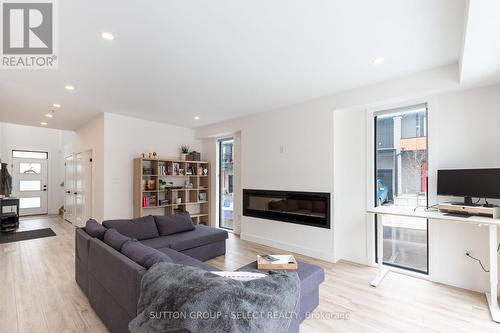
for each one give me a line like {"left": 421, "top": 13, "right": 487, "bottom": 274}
{"left": 173, "top": 163, "right": 180, "bottom": 175}
{"left": 198, "top": 192, "right": 207, "bottom": 201}
{"left": 159, "top": 199, "right": 169, "bottom": 206}
{"left": 158, "top": 179, "right": 174, "bottom": 191}
{"left": 145, "top": 180, "right": 156, "bottom": 190}
{"left": 175, "top": 197, "right": 182, "bottom": 204}
{"left": 190, "top": 151, "right": 201, "bottom": 161}
{"left": 203, "top": 167, "right": 208, "bottom": 176}
{"left": 179, "top": 168, "right": 185, "bottom": 176}
{"left": 184, "top": 181, "right": 193, "bottom": 189}
{"left": 186, "top": 166, "right": 194, "bottom": 175}
{"left": 152, "top": 152, "right": 158, "bottom": 159}
{"left": 197, "top": 166, "right": 203, "bottom": 176}
{"left": 179, "top": 145, "right": 190, "bottom": 161}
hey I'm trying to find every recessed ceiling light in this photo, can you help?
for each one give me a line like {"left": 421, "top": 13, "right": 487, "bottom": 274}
{"left": 40, "top": 122, "right": 48, "bottom": 126}
{"left": 53, "top": 103, "right": 61, "bottom": 108}
{"left": 65, "top": 85, "right": 75, "bottom": 91}
{"left": 194, "top": 116, "right": 200, "bottom": 120}
{"left": 45, "top": 113, "right": 54, "bottom": 118}
{"left": 373, "top": 57, "right": 384, "bottom": 65}
{"left": 101, "top": 32, "right": 114, "bottom": 40}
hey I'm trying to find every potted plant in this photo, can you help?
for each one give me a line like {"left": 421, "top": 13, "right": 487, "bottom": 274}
{"left": 179, "top": 145, "right": 190, "bottom": 160}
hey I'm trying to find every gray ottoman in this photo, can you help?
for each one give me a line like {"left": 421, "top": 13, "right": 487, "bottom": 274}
{"left": 237, "top": 260, "right": 325, "bottom": 333}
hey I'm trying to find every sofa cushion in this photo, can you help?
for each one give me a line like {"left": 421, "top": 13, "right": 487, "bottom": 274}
{"left": 121, "top": 240, "right": 173, "bottom": 269}
{"left": 157, "top": 247, "right": 219, "bottom": 271}
{"left": 154, "top": 214, "right": 195, "bottom": 236}
{"left": 140, "top": 225, "right": 228, "bottom": 251}
{"left": 102, "top": 215, "right": 159, "bottom": 240}
{"left": 103, "top": 228, "right": 132, "bottom": 251}
{"left": 85, "top": 219, "right": 107, "bottom": 240}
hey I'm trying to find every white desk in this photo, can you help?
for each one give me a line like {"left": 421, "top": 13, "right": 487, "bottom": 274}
{"left": 367, "top": 206, "right": 500, "bottom": 323}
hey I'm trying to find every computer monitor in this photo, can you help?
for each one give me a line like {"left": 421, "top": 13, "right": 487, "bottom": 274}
{"left": 437, "top": 168, "right": 500, "bottom": 205}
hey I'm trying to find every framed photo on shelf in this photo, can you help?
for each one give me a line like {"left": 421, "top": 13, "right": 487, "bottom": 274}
{"left": 172, "top": 163, "right": 180, "bottom": 175}
{"left": 198, "top": 192, "right": 207, "bottom": 201}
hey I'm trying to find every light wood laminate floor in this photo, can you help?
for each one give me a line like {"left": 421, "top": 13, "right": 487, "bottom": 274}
{"left": 1, "top": 216, "right": 499, "bottom": 333}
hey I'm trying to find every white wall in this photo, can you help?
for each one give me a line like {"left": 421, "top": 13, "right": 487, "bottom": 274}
{"left": 335, "top": 84, "right": 500, "bottom": 293}
{"left": 65, "top": 113, "right": 105, "bottom": 221}
{"left": 201, "top": 138, "right": 217, "bottom": 227}
{"left": 198, "top": 104, "right": 336, "bottom": 262}
{"left": 427, "top": 85, "right": 500, "bottom": 292}
{"left": 103, "top": 113, "right": 202, "bottom": 220}
{"left": 239, "top": 107, "right": 335, "bottom": 261}
{"left": 333, "top": 108, "right": 368, "bottom": 264}
{"left": 0, "top": 122, "right": 76, "bottom": 214}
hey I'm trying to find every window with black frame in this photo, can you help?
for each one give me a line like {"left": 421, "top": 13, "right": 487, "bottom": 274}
{"left": 219, "top": 138, "right": 234, "bottom": 230}
{"left": 374, "top": 104, "right": 429, "bottom": 273}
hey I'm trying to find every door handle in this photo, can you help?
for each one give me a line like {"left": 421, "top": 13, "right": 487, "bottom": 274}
{"left": 66, "top": 191, "right": 71, "bottom": 194}
{"left": 74, "top": 192, "right": 77, "bottom": 195}
{"left": 43, "top": 189, "right": 47, "bottom": 191}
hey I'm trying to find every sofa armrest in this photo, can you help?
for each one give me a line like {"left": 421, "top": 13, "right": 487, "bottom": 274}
{"left": 75, "top": 228, "right": 92, "bottom": 295}
{"left": 88, "top": 238, "right": 146, "bottom": 317}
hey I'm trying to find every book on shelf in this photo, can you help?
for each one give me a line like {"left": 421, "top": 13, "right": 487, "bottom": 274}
{"left": 143, "top": 167, "right": 154, "bottom": 175}
{"left": 142, "top": 193, "right": 157, "bottom": 208}
{"left": 158, "top": 165, "right": 170, "bottom": 176}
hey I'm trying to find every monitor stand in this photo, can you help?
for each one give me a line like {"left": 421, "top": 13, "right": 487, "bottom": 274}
{"left": 451, "top": 196, "right": 480, "bottom": 207}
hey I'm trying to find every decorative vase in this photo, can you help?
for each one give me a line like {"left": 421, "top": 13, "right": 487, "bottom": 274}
{"left": 180, "top": 153, "right": 188, "bottom": 160}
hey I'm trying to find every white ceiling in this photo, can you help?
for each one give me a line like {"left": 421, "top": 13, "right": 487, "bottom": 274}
{"left": 460, "top": 0, "right": 500, "bottom": 86}
{"left": 0, "top": 0, "right": 467, "bottom": 130}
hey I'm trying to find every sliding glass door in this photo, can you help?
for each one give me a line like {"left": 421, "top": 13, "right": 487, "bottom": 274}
{"left": 374, "top": 104, "right": 428, "bottom": 273}
{"left": 219, "top": 138, "right": 234, "bottom": 230}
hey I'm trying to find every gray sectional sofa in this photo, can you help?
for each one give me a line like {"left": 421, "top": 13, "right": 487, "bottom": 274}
{"left": 75, "top": 214, "right": 324, "bottom": 333}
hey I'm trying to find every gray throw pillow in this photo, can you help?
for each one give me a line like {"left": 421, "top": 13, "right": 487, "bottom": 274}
{"left": 154, "top": 214, "right": 195, "bottom": 236}
{"left": 85, "top": 219, "right": 107, "bottom": 240}
{"left": 104, "top": 228, "right": 132, "bottom": 251}
{"left": 121, "top": 240, "right": 173, "bottom": 269}
{"left": 102, "top": 215, "right": 159, "bottom": 240}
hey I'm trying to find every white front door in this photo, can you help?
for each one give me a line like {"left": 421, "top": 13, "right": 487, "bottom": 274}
{"left": 12, "top": 158, "right": 48, "bottom": 216}
{"left": 74, "top": 151, "right": 92, "bottom": 227}
{"left": 64, "top": 155, "right": 75, "bottom": 224}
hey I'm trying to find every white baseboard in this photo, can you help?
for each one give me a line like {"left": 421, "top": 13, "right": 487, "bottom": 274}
{"left": 240, "top": 233, "right": 336, "bottom": 263}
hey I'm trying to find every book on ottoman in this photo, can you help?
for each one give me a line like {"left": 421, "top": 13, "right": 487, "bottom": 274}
{"left": 257, "top": 254, "right": 298, "bottom": 270}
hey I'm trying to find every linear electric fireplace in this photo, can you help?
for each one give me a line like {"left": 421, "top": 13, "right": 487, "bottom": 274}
{"left": 243, "top": 189, "right": 330, "bottom": 229}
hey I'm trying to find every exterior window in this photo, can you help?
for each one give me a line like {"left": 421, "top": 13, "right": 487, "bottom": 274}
{"left": 20, "top": 180, "right": 41, "bottom": 191}
{"left": 20, "top": 197, "right": 41, "bottom": 209}
{"left": 19, "top": 163, "right": 42, "bottom": 174}
{"left": 12, "top": 150, "right": 48, "bottom": 159}
{"left": 219, "top": 138, "right": 234, "bottom": 230}
{"left": 375, "top": 104, "right": 428, "bottom": 273}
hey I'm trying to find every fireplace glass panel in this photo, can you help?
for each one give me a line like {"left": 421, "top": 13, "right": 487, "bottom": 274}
{"left": 243, "top": 189, "right": 330, "bottom": 228}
